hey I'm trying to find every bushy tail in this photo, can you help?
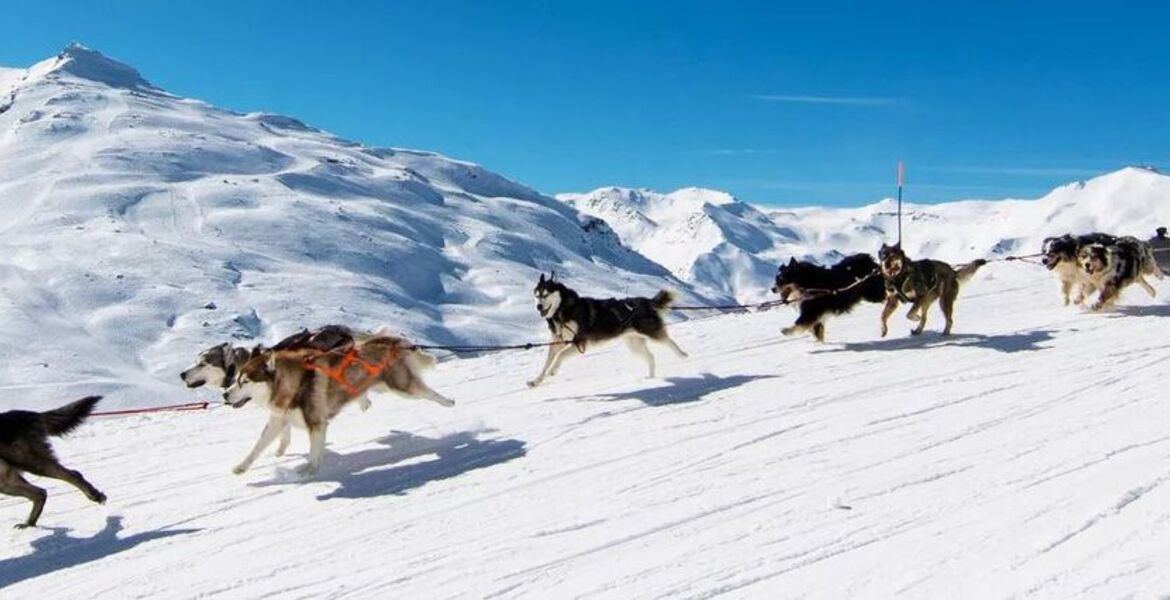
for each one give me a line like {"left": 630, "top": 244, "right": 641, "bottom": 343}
{"left": 652, "top": 289, "right": 676, "bottom": 311}
{"left": 955, "top": 259, "right": 988, "bottom": 284}
{"left": 41, "top": 396, "right": 101, "bottom": 436}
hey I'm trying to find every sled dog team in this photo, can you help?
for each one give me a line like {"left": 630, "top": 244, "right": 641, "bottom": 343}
{"left": 1, "top": 230, "right": 1166, "bottom": 528}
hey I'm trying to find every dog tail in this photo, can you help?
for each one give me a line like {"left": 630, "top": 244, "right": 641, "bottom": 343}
{"left": 955, "top": 259, "right": 988, "bottom": 284}
{"left": 41, "top": 396, "right": 102, "bottom": 436}
{"left": 651, "top": 289, "right": 676, "bottom": 311}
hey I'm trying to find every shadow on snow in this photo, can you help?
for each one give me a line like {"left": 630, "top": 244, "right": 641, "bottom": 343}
{"left": 0, "top": 516, "right": 200, "bottom": 590}
{"left": 810, "top": 329, "right": 1055, "bottom": 354}
{"left": 252, "top": 429, "right": 527, "bottom": 501}
{"left": 566, "top": 372, "right": 779, "bottom": 407}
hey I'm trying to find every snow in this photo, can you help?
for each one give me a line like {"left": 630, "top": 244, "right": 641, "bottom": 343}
{"left": 2, "top": 45, "right": 1170, "bottom": 596}
{"left": 3, "top": 268, "right": 1169, "bottom": 597}
{"left": 0, "top": 47, "right": 710, "bottom": 411}
{"left": 565, "top": 169, "right": 1170, "bottom": 302}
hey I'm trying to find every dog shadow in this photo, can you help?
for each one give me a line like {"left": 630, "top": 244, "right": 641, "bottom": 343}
{"left": 252, "top": 430, "right": 527, "bottom": 501}
{"left": 1113, "top": 304, "right": 1170, "bottom": 318}
{"left": 812, "top": 329, "right": 1055, "bottom": 354}
{"left": 569, "top": 373, "right": 779, "bottom": 407}
{"left": 0, "top": 516, "right": 200, "bottom": 590}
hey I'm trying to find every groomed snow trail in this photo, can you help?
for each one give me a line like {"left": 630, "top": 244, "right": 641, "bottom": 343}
{"left": 2, "top": 269, "right": 1168, "bottom": 598}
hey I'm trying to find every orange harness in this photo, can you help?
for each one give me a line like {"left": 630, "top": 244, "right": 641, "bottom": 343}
{"left": 301, "top": 345, "right": 399, "bottom": 396}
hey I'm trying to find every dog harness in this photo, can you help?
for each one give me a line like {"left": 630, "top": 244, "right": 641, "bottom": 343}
{"left": 301, "top": 345, "right": 399, "bottom": 396}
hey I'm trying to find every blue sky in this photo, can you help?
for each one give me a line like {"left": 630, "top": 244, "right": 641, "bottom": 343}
{"left": 2, "top": 0, "right": 1167, "bottom": 206}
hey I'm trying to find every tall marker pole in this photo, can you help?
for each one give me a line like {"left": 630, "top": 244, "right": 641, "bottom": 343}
{"left": 896, "top": 160, "right": 905, "bottom": 245}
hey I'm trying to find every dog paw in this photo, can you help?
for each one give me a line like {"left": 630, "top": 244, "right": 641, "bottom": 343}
{"left": 232, "top": 464, "right": 248, "bottom": 475}
{"left": 359, "top": 398, "right": 371, "bottom": 412}
{"left": 14, "top": 523, "right": 33, "bottom": 530}
{"left": 92, "top": 491, "right": 107, "bottom": 505}
{"left": 296, "top": 463, "right": 320, "bottom": 477}
{"left": 781, "top": 326, "right": 796, "bottom": 337}
{"left": 526, "top": 380, "right": 540, "bottom": 388}
{"left": 910, "top": 329, "right": 923, "bottom": 336}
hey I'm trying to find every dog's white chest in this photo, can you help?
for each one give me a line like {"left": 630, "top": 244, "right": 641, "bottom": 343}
{"left": 551, "top": 320, "right": 578, "bottom": 341}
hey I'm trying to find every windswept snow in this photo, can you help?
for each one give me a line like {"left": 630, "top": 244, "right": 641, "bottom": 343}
{"left": 2, "top": 269, "right": 1169, "bottom": 597}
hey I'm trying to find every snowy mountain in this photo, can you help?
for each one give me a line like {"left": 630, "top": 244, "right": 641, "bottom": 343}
{"left": 558, "top": 187, "right": 801, "bottom": 301}
{"left": 564, "top": 168, "right": 1170, "bottom": 301}
{"left": 767, "top": 165, "right": 1170, "bottom": 266}
{"left": 0, "top": 45, "right": 713, "bottom": 410}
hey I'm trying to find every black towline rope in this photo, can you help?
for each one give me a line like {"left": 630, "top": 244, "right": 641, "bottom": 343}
{"left": 410, "top": 252, "right": 1053, "bottom": 354}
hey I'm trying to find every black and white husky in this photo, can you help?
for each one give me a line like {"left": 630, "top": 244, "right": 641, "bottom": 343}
{"left": 528, "top": 273, "right": 688, "bottom": 387}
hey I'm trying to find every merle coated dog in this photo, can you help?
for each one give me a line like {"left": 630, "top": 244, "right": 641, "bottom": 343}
{"left": 878, "top": 244, "right": 987, "bottom": 337}
{"left": 771, "top": 254, "right": 885, "bottom": 342}
{"left": 0, "top": 396, "right": 107, "bottom": 528}
{"left": 528, "top": 273, "right": 687, "bottom": 387}
{"left": 1078, "top": 236, "right": 1162, "bottom": 311}
{"left": 1041, "top": 232, "right": 1118, "bottom": 305}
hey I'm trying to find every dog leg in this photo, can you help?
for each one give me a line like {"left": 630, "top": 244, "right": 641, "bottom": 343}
{"left": 527, "top": 344, "right": 563, "bottom": 388}
{"left": 548, "top": 344, "right": 579, "bottom": 377}
{"left": 1138, "top": 276, "right": 1157, "bottom": 297}
{"left": 31, "top": 462, "right": 106, "bottom": 505}
{"left": 234, "top": 415, "right": 288, "bottom": 474}
{"left": 1091, "top": 284, "right": 1120, "bottom": 312}
{"left": 911, "top": 299, "right": 932, "bottom": 336}
{"left": 530, "top": 345, "right": 574, "bottom": 387}
{"left": 658, "top": 333, "right": 689, "bottom": 358}
{"left": 0, "top": 464, "right": 47, "bottom": 529}
{"left": 812, "top": 322, "right": 826, "bottom": 343}
{"left": 880, "top": 295, "right": 899, "bottom": 338}
{"left": 414, "top": 383, "right": 455, "bottom": 407}
{"left": 1061, "top": 279, "right": 1072, "bottom": 306}
{"left": 781, "top": 323, "right": 808, "bottom": 337}
{"left": 625, "top": 336, "right": 657, "bottom": 378}
{"left": 274, "top": 421, "right": 292, "bottom": 457}
{"left": 300, "top": 423, "right": 328, "bottom": 476}
{"left": 940, "top": 286, "right": 958, "bottom": 336}
{"left": 358, "top": 396, "right": 372, "bottom": 412}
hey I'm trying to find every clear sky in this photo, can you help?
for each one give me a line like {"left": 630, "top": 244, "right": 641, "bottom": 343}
{"left": 2, "top": 0, "right": 1166, "bottom": 206}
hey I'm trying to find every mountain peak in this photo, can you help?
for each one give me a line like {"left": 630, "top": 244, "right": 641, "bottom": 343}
{"left": 34, "top": 43, "right": 155, "bottom": 91}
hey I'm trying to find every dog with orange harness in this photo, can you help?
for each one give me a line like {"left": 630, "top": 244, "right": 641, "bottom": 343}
{"left": 224, "top": 330, "right": 453, "bottom": 476}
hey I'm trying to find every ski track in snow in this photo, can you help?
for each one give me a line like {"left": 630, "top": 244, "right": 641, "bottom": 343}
{"left": 1, "top": 270, "right": 1168, "bottom": 598}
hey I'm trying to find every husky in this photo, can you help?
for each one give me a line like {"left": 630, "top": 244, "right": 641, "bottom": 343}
{"left": 1150, "top": 227, "right": 1170, "bottom": 276}
{"left": 182, "top": 328, "right": 375, "bottom": 460}
{"left": 1077, "top": 236, "right": 1162, "bottom": 311}
{"left": 528, "top": 273, "right": 687, "bottom": 387}
{"left": 771, "top": 254, "right": 885, "bottom": 342}
{"left": 181, "top": 342, "right": 254, "bottom": 390}
{"left": 878, "top": 244, "right": 987, "bottom": 337}
{"left": 1041, "top": 233, "right": 1118, "bottom": 305}
{"left": 0, "top": 396, "right": 107, "bottom": 528}
{"left": 224, "top": 334, "right": 453, "bottom": 475}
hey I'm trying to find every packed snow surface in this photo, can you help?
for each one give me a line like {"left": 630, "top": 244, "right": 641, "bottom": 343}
{"left": 2, "top": 268, "right": 1169, "bottom": 597}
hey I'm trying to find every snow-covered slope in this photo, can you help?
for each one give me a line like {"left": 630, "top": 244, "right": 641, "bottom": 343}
{"left": 563, "top": 168, "right": 1170, "bottom": 301}
{"left": 768, "top": 166, "right": 1170, "bottom": 267}
{"left": 559, "top": 187, "right": 800, "bottom": 301}
{"left": 3, "top": 270, "right": 1169, "bottom": 597}
{"left": 0, "top": 45, "right": 712, "bottom": 410}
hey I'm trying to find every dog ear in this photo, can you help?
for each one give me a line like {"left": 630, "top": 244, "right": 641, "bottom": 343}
{"left": 538, "top": 272, "right": 545, "bottom": 284}
{"left": 788, "top": 257, "right": 797, "bottom": 266}
{"left": 550, "top": 270, "right": 557, "bottom": 282}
